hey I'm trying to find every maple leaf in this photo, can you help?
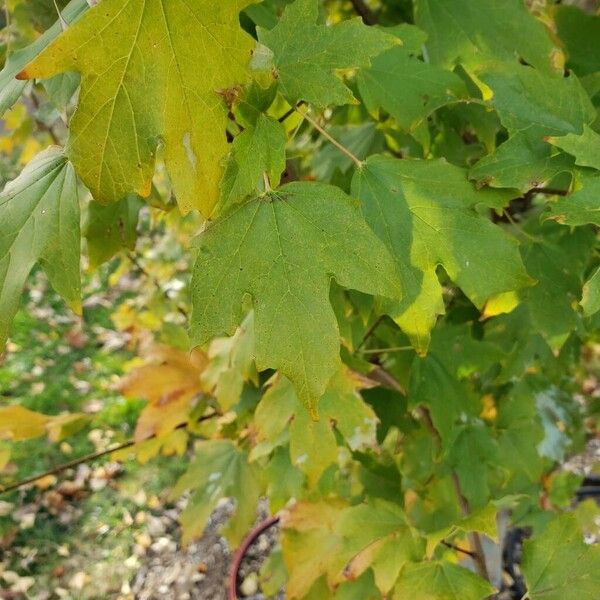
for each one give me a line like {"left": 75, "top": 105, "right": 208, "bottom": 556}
{"left": 251, "top": 369, "right": 378, "bottom": 484}
{"left": 19, "top": 0, "right": 259, "bottom": 217}
{"left": 218, "top": 114, "right": 286, "bottom": 213}
{"left": 522, "top": 513, "right": 600, "bottom": 600}
{"left": 394, "top": 560, "right": 495, "bottom": 600}
{"left": 0, "top": 147, "right": 80, "bottom": 349}
{"left": 335, "top": 501, "right": 425, "bottom": 593}
{"left": 414, "top": 0, "right": 560, "bottom": 73}
{"left": 190, "top": 181, "right": 401, "bottom": 414}
{"left": 582, "top": 266, "right": 600, "bottom": 316}
{"left": 357, "top": 41, "right": 469, "bottom": 133}
{"left": 173, "top": 440, "right": 263, "bottom": 545}
{"left": 352, "top": 156, "right": 532, "bottom": 352}
{"left": 119, "top": 343, "right": 208, "bottom": 441}
{"left": 254, "top": 0, "right": 398, "bottom": 107}
{"left": 547, "top": 125, "right": 600, "bottom": 171}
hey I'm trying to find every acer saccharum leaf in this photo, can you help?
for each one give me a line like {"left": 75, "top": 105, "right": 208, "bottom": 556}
{"left": 2, "top": 0, "right": 600, "bottom": 597}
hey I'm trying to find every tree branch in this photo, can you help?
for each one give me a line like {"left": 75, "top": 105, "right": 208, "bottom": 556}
{"left": 295, "top": 106, "right": 363, "bottom": 168}
{"left": 451, "top": 472, "right": 490, "bottom": 581}
{"left": 349, "top": 0, "right": 378, "bottom": 25}
{"left": 0, "top": 412, "right": 219, "bottom": 495}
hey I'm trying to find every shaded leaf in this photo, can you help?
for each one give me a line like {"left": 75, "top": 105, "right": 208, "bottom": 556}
{"left": 84, "top": 195, "right": 143, "bottom": 269}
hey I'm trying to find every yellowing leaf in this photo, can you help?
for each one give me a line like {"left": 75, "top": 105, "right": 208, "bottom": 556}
{"left": 251, "top": 368, "right": 378, "bottom": 484}
{"left": 119, "top": 343, "right": 208, "bottom": 442}
{"left": 0, "top": 406, "right": 51, "bottom": 441}
{"left": 20, "top": 0, "right": 259, "bottom": 216}
{"left": 335, "top": 501, "right": 425, "bottom": 593}
{"left": 200, "top": 312, "right": 258, "bottom": 411}
{"left": 281, "top": 500, "right": 349, "bottom": 598}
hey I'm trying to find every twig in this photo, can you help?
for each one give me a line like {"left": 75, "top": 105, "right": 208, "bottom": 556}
{"left": 295, "top": 106, "right": 363, "bottom": 169}
{"left": 278, "top": 101, "right": 305, "bottom": 123}
{"left": 349, "top": 0, "right": 378, "bottom": 25}
{"left": 52, "top": 0, "right": 68, "bottom": 30}
{"left": 355, "top": 315, "right": 385, "bottom": 353}
{"left": 359, "top": 346, "right": 413, "bottom": 354}
{"left": 441, "top": 540, "right": 478, "bottom": 559}
{"left": 451, "top": 472, "right": 490, "bottom": 581}
{"left": 0, "top": 412, "right": 219, "bottom": 495}
{"left": 228, "top": 515, "right": 280, "bottom": 600}
{"left": 368, "top": 365, "right": 407, "bottom": 395}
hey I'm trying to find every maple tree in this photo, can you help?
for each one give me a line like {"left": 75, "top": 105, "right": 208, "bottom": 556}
{"left": 1, "top": 0, "right": 600, "bottom": 598}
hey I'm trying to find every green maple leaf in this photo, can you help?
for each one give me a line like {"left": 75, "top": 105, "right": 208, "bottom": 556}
{"left": 254, "top": 0, "right": 398, "bottom": 107}
{"left": 351, "top": 155, "right": 532, "bottom": 352}
{"left": 218, "top": 114, "right": 286, "bottom": 213}
{"left": 518, "top": 224, "right": 595, "bottom": 346}
{"left": 496, "top": 379, "right": 545, "bottom": 483}
{"left": 469, "top": 130, "right": 574, "bottom": 192}
{"left": 173, "top": 440, "right": 263, "bottom": 545}
{"left": 0, "top": 147, "right": 80, "bottom": 348}
{"left": 479, "top": 63, "right": 594, "bottom": 137}
{"left": 19, "top": 0, "right": 258, "bottom": 217}
{"left": 393, "top": 560, "right": 495, "bottom": 600}
{"left": 190, "top": 181, "right": 401, "bottom": 414}
{"left": 426, "top": 503, "right": 498, "bottom": 558}
{"left": 547, "top": 176, "right": 600, "bottom": 226}
{"left": 522, "top": 513, "right": 600, "bottom": 599}
{"left": 547, "top": 125, "right": 600, "bottom": 172}
{"left": 413, "top": 0, "right": 559, "bottom": 73}
{"left": 555, "top": 5, "right": 600, "bottom": 77}
{"left": 357, "top": 44, "right": 469, "bottom": 133}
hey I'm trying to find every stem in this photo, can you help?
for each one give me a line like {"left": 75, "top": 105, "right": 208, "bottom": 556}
{"left": 441, "top": 540, "right": 478, "bottom": 559}
{"left": 0, "top": 412, "right": 219, "bottom": 495}
{"left": 278, "top": 101, "right": 306, "bottom": 123}
{"left": 52, "top": 0, "right": 68, "bottom": 30}
{"left": 359, "top": 346, "right": 413, "bottom": 354}
{"left": 262, "top": 172, "right": 272, "bottom": 192}
{"left": 451, "top": 472, "right": 490, "bottom": 581}
{"left": 349, "top": 0, "right": 378, "bottom": 25}
{"left": 228, "top": 515, "right": 280, "bottom": 600}
{"left": 295, "top": 106, "right": 363, "bottom": 169}
{"left": 355, "top": 315, "right": 385, "bottom": 352}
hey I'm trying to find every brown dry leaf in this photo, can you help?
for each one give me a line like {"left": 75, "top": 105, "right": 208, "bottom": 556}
{"left": 119, "top": 344, "right": 208, "bottom": 442}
